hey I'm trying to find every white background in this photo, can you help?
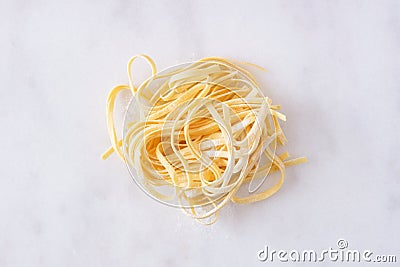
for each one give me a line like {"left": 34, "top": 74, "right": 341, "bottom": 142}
{"left": 1, "top": 0, "right": 399, "bottom": 266}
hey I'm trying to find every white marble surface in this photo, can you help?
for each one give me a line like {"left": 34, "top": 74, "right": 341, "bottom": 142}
{"left": 1, "top": 0, "right": 399, "bottom": 266}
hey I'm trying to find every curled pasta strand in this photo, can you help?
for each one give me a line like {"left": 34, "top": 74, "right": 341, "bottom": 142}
{"left": 127, "top": 54, "right": 157, "bottom": 93}
{"left": 102, "top": 84, "right": 130, "bottom": 160}
{"left": 103, "top": 54, "right": 157, "bottom": 159}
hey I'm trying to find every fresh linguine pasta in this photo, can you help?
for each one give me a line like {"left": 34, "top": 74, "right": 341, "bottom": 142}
{"left": 102, "top": 54, "right": 306, "bottom": 224}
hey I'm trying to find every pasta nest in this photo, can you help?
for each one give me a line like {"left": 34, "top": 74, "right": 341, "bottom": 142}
{"left": 103, "top": 55, "right": 306, "bottom": 224}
